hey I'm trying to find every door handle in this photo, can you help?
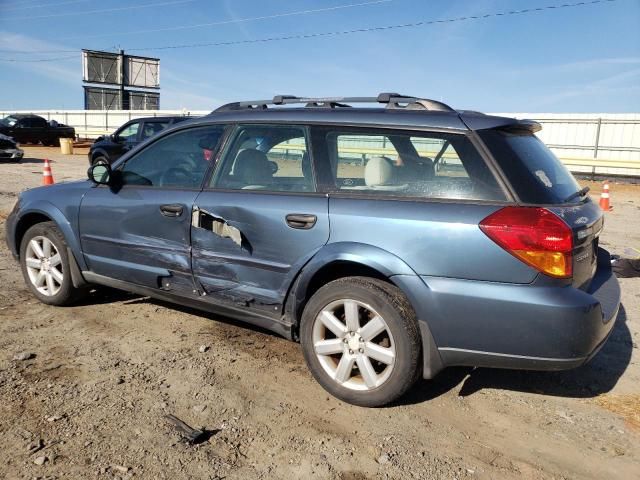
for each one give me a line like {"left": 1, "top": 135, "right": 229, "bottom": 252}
{"left": 160, "top": 204, "right": 184, "bottom": 217}
{"left": 286, "top": 213, "right": 317, "bottom": 230}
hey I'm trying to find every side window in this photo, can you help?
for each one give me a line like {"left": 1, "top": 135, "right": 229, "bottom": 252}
{"left": 320, "top": 128, "right": 505, "bottom": 201}
{"left": 213, "top": 125, "right": 314, "bottom": 192}
{"left": 140, "top": 121, "right": 169, "bottom": 141}
{"left": 117, "top": 122, "right": 140, "bottom": 142}
{"left": 31, "top": 117, "right": 47, "bottom": 128}
{"left": 335, "top": 135, "right": 399, "bottom": 186}
{"left": 119, "top": 125, "right": 225, "bottom": 188}
{"left": 410, "top": 137, "right": 468, "bottom": 178}
{"left": 19, "top": 118, "right": 33, "bottom": 128}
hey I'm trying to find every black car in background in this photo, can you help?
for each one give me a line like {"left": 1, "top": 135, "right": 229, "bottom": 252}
{"left": 89, "top": 116, "right": 191, "bottom": 165}
{"left": 0, "top": 133, "right": 24, "bottom": 162}
{"left": 0, "top": 114, "right": 75, "bottom": 146}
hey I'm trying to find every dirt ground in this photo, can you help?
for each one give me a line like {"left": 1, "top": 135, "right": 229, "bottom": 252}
{"left": 0, "top": 146, "right": 639, "bottom": 480}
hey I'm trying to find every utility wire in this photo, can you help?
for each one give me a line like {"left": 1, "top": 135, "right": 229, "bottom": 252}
{"left": 1, "top": 0, "right": 65, "bottom": 7}
{"left": 3, "top": 0, "right": 199, "bottom": 20}
{"left": 0, "top": 54, "right": 78, "bottom": 63}
{"left": 0, "top": 0, "right": 393, "bottom": 51}
{"left": 0, "top": 0, "right": 620, "bottom": 61}
{"left": 125, "top": 0, "right": 620, "bottom": 52}
{"left": 1, "top": 0, "right": 93, "bottom": 12}
{"left": 60, "top": 0, "right": 394, "bottom": 40}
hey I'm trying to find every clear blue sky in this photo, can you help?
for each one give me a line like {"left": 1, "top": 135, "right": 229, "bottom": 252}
{"left": 0, "top": 0, "right": 639, "bottom": 112}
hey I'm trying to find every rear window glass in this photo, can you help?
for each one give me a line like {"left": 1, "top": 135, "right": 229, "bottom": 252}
{"left": 479, "top": 130, "right": 581, "bottom": 204}
{"left": 321, "top": 128, "right": 506, "bottom": 201}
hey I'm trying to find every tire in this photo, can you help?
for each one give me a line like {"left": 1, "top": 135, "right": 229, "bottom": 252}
{"left": 300, "top": 277, "right": 421, "bottom": 407}
{"left": 19, "top": 221, "right": 86, "bottom": 306}
{"left": 91, "top": 155, "right": 109, "bottom": 166}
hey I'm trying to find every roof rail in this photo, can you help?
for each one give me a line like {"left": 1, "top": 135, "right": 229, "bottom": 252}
{"left": 213, "top": 93, "right": 455, "bottom": 113}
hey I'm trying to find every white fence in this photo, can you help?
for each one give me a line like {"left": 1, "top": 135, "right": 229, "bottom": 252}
{"left": 2, "top": 109, "right": 639, "bottom": 177}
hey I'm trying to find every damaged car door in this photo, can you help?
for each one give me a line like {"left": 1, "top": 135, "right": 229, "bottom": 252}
{"left": 78, "top": 125, "right": 225, "bottom": 292}
{"left": 191, "top": 124, "right": 329, "bottom": 320}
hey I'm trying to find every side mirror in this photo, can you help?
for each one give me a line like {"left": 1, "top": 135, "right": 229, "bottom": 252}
{"left": 88, "top": 162, "right": 112, "bottom": 185}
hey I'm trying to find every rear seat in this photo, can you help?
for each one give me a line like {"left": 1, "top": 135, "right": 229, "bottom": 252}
{"left": 344, "top": 156, "right": 408, "bottom": 191}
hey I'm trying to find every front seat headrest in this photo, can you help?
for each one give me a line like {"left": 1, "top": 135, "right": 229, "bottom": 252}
{"left": 233, "top": 149, "right": 273, "bottom": 185}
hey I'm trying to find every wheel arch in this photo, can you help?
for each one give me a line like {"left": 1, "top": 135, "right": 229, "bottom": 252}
{"left": 90, "top": 148, "right": 109, "bottom": 164}
{"left": 283, "top": 242, "right": 443, "bottom": 378}
{"left": 14, "top": 202, "right": 87, "bottom": 272}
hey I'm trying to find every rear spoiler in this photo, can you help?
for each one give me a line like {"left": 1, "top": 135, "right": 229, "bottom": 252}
{"left": 458, "top": 112, "right": 542, "bottom": 133}
{"left": 499, "top": 119, "right": 542, "bottom": 133}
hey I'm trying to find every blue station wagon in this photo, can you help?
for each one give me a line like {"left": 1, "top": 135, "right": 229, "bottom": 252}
{"left": 5, "top": 94, "right": 621, "bottom": 406}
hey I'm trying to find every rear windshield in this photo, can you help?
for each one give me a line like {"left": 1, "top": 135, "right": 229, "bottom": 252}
{"left": 479, "top": 130, "right": 581, "bottom": 204}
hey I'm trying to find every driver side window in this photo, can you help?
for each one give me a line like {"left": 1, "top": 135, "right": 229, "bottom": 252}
{"left": 120, "top": 125, "right": 225, "bottom": 188}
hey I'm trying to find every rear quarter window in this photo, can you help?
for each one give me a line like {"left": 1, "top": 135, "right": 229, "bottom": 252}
{"left": 479, "top": 130, "right": 581, "bottom": 204}
{"left": 316, "top": 127, "right": 506, "bottom": 201}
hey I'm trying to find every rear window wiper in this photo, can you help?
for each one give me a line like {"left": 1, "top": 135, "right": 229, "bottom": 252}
{"left": 563, "top": 186, "right": 590, "bottom": 203}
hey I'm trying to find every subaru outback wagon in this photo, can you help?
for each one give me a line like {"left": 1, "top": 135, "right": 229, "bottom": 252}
{"left": 6, "top": 94, "right": 620, "bottom": 407}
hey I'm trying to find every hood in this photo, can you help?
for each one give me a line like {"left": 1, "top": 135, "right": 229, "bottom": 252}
{"left": 20, "top": 179, "right": 91, "bottom": 199}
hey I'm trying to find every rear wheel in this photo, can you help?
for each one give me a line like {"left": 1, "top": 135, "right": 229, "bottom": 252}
{"left": 300, "top": 277, "right": 421, "bottom": 407}
{"left": 19, "top": 222, "right": 86, "bottom": 306}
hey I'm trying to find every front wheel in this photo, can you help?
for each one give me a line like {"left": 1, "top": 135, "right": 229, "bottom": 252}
{"left": 91, "top": 155, "right": 109, "bottom": 167}
{"left": 19, "top": 222, "right": 86, "bottom": 306}
{"left": 300, "top": 277, "right": 421, "bottom": 407}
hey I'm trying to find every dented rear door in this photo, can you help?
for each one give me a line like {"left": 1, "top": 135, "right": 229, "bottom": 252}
{"left": 190, "top": 191, "right": 329, "bottom": 317}
{"left": 190, "top": 124, "right": 329, "bottom": 318}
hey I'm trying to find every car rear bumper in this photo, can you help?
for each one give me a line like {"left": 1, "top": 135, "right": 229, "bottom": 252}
{"left": 394, "top": 248, "right": 620, "bottom": 376}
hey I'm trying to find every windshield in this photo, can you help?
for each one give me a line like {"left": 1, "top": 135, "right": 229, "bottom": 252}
{"left": 479, "top": 130, "right": 581, "bottom": 204}
{"left": 0, "top": 116, "right": 18, "bottom": 127}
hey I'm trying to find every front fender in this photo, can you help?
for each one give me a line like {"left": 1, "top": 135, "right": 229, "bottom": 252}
{"left": 89, "top": 147, "right": 108, "bottom": 163}
{"left": 13, "top": 200, "right": 87, "bottom": 271}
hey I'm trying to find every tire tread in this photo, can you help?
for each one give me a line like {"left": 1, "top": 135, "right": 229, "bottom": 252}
{"left": 300, "top": 276, "right": 422, "bottom": 407}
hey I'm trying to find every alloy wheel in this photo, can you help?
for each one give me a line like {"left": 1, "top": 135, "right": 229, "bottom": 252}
{"left": 312, "top": 299, "right": 396, "bottom": 391}
{"left": 24, "top": 236, "right": 63, "bottom": 296}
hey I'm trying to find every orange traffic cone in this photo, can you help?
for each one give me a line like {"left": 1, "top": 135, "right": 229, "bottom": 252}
{"left": 42, "top": 158, "right": 54, "bottom": 185}
{"left": 599, "top": 181, "right": 612, "bottom": 211}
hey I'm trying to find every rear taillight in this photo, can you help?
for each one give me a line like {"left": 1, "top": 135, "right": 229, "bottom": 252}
{"left": 479, "top": 207, "right": 573, "bottom": 278}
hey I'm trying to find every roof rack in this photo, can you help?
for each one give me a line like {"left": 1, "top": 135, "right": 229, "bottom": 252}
{"left": 213, "top": 93, "right": 455, "bottom": 113}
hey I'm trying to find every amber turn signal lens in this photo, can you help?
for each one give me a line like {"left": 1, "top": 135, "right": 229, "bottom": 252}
{"left": 512, "top": 250, "right": 572, "bottom": 278}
